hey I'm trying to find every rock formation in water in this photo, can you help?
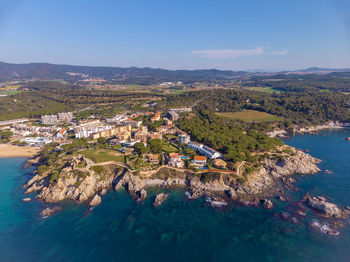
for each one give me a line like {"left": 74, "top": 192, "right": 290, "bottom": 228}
{"left": 304, "top": 194, "right": 350, "bottom": 218}
{"left": 153, "top": 193, "right": 168, "bottom": 207}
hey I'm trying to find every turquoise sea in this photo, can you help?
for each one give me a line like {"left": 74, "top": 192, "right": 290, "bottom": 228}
{"left": 1, "top": 129, "right": 350, "bottom": 262}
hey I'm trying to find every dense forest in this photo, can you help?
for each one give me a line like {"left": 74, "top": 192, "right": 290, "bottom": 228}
{"left": 161, "top": 89, "right": 350, "bottom": 126}
{"left": 177, "top": 109, "right": 283, "bottom": 164}
{"left": 0, "top": 82, "right": 161, "bottom": 120}
{"left": 246, "top": 72, "right": 350, "bottom": 92}
{"left": 1, "top": 80, "right": 350, "bottom": 126}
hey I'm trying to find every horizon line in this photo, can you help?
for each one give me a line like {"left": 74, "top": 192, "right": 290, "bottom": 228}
{"left": 1, "top": 60, "right": 350, "bottom": 73}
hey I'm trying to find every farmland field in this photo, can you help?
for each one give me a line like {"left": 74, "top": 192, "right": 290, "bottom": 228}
{"left": 216, "top": 110, "right": 283, "bottom": 122}
{"left": 243, "top": 86, "right": 282, "bottom": 93}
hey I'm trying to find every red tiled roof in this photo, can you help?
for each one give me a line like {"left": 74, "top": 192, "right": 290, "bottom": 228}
{"left": 58, "top": 128, "right": 66, "bottom": 134}
{"left": 169, "top": 153, "right": 179, "bottom": 158}
{"left": 194, "top": 156, "right": 206, "bottom": 161}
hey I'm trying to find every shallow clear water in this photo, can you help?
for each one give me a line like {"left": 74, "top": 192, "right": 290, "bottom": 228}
{"left": 1, "top": 129, "right": 350, "bottom": 262}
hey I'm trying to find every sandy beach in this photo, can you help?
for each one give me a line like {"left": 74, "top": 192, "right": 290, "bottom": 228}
{"left": 0, "top": 143, "right": 40, "bottom": 158}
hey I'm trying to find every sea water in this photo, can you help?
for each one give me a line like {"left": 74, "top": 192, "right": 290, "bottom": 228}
{"left": 1, "top": 129, "right": 350, "bottom": 262}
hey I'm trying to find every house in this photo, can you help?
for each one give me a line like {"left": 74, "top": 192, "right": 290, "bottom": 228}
{"left": 56, "top": 128, "right": 67, "bottom": 139}
{"left": 151, "top": 113, "right": 161, "bottom": 122}
{"left": 169, "top": 152, "right": 179, "bottom": 159}
{"left": 168, "top": 153, "right": 184, "bottom": 168}
{"left": 142, "top": 154, "right": 159, "bottom": 165}
{"left": 191, "top": 156, "right": 207, "bottom": 166}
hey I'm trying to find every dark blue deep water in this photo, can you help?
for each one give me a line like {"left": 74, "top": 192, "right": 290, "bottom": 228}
{"left": 1, "top": 129, "right": 350, "bottom": 262}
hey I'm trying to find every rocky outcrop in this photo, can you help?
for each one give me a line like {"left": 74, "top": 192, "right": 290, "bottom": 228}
{"left": 237, "top": 150, "right": 320, "bottom": 196}
{"left": 25, "top": 148, "right": 322, "bottom": 208}
{"left": 25, "top": 155, "right": 124, "bottom": 204}
{"left": 304, "top": 195, "right": 350, "bottom": 218}
{"left": 154, "top": 193, "right": 168, "bottom": 207}
{"left": 90, "top": 194, "right": 102, "bottom": 206}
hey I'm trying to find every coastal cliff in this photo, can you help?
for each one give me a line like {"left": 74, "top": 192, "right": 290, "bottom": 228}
{"left": 24, "top": 149, "right": 320, "bottom": 206}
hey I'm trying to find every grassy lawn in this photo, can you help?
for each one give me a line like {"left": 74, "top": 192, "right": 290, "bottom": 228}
{"left": 243, "top": 86, "right": 282, "bottom": 93}
{"left": 121, "top": 84, "right": 146, "bottom": 90}
{"left": 0, "top": 90, "right": 22, "bottom": 95}
{"left": 81, "top": 149, "right": 124, "bottom": 163}
{"left": 0, "top": 84, "right": 21, "bottom": 90}
{"left": 216, "top": 110, "right": 283, "bottom": 122}
{"left": 161, "top": 142, "right": 179, "bottom": 153}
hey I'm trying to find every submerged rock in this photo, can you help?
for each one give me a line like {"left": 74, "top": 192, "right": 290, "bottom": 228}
{"left": 154, "top": 193, "right": 168, "bottom": 207}
{"left": 279, "top": 212, "right": 299, "bottom": 224}
{"left": 310, "top": 220, "right": 340, "bottom": 236}
{"left": 22, "top": 198, "right": 31, "bottom": 202}
{"left": 205, "top": 197, "right": 227, "bottom": 208}
{"left": 40, "top": 206, "right": 61, "bottom": 218}
{"left": 260, "top": 199, "right": 274, "bottom": 209}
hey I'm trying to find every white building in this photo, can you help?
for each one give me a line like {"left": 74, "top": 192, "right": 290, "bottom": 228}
{"left": 187, "top": 141, "right": 222, "bottom": 159}
{"left": 106, "top": 115, "right": 128, "bottom": 124}
{"left": 58, "top": 112, "right": 73, "bottom": 122}
{"left": 21, "top": 137, "right": 52, "bottom": 146}
{"left": 74, "top": 121, "right": 112, "bottom": 138}
{"left": 178, "top": 134, "right": 190, "bottom": 144}
{"left": 41, "top": 115, "right": 58, "bottom": 125}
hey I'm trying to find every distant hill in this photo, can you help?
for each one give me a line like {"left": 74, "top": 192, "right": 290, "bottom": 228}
{"left": 1, "top": 62, "right": 350, "bottom": 84}
{"left": 297, "top": 67, "right": 350, "bottom": 73}
{"left": 0, "top": 62, "right": 246, "bottom": 84}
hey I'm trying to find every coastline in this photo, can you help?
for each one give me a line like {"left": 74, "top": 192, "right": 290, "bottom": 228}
{"left": 268, "top": 124, "right": 348, "bottom": 138}
{"left": 0, "top": 143, "right": 40, "bottom": 158}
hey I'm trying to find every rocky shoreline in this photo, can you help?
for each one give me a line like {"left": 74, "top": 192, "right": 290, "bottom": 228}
{"left": 23, "top": 149, "right": 320, "bottom": 208}
{"left": 23, "top": 148, "right": 350, "bottom": 236}
{"left": 268, "top": 123, "right": 348, "bottom": 138}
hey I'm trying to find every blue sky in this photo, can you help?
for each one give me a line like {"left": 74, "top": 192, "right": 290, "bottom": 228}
{"left": 0, "top": 0, "right": 349, "bottom": 71}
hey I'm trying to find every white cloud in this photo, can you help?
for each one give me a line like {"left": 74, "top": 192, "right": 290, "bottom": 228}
{"left": 191, "top": 47, "right": 288, "bottom": 59}
{"left": 265, "top": 50, "right": 289, "bottom": 55}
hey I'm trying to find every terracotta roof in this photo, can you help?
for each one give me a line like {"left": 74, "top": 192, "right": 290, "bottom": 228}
{"left": 58, "top": 128, "right": 66, "bottom": 134}
{"left": 194, "top": 156, "right": 206, "bottom": 161}
{"left": 169, "top": 153, "right": 179, "bottom": 158}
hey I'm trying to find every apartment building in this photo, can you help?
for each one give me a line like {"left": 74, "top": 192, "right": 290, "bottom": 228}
{"left": 187, "top": 141, "right": 222, "bottom": 159}
{"left": 41, "top": 115, "right": 58, "bottom": 125}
